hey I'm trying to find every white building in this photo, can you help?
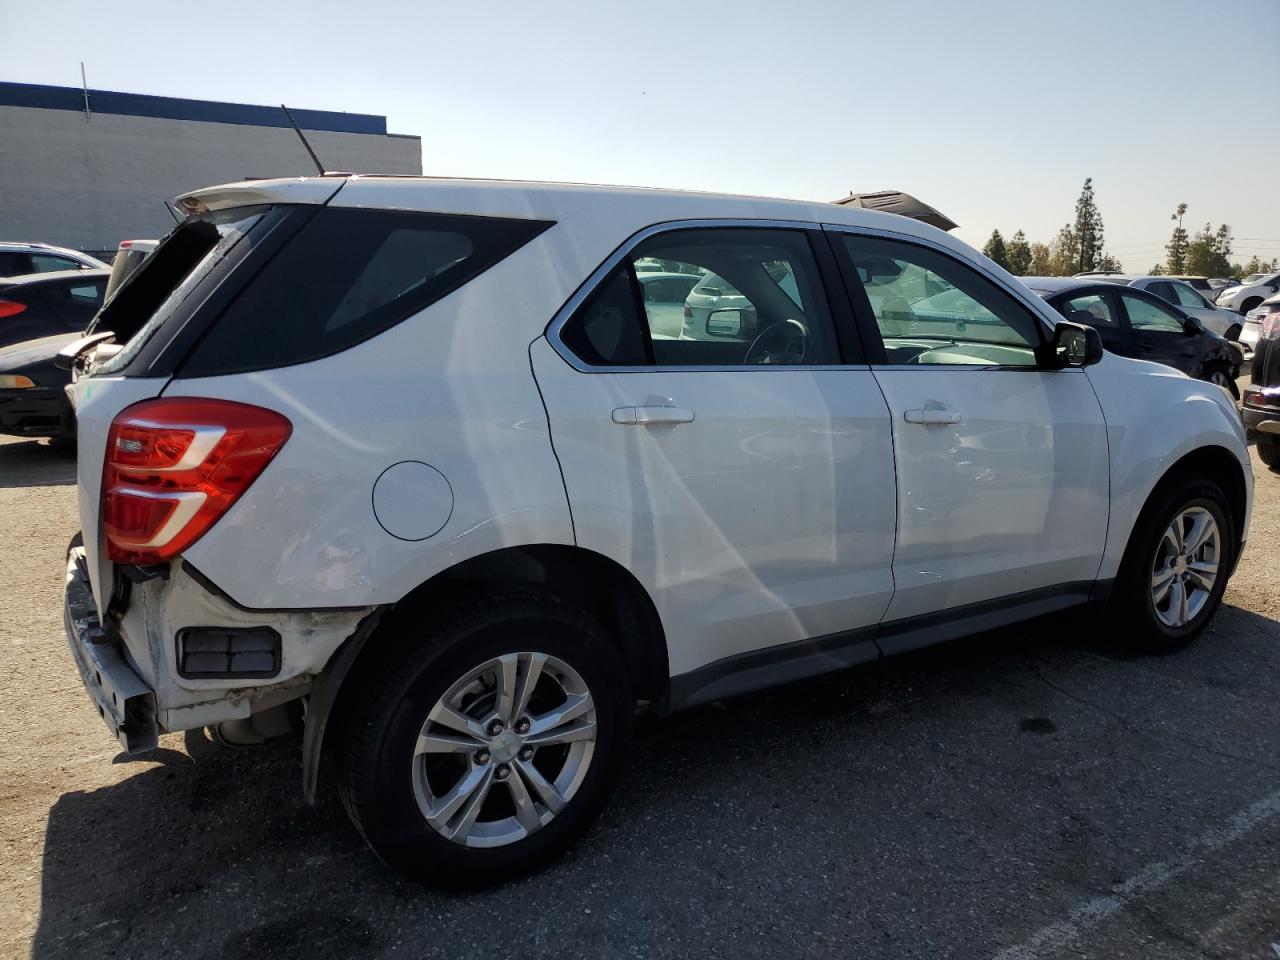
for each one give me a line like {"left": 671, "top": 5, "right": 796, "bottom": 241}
{"left": 0, "top": 81, "right": 422, "bottom": 255}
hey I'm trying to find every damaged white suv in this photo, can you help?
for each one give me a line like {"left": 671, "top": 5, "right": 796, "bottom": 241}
{"left": 63, "top": 176, "right": 1252, "bottom": 887}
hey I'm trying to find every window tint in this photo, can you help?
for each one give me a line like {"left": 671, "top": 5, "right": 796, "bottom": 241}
{"left": 560, "top": 228, "right": 840, "bottom": 368}
{"left": 67, "top": 281, "right": 106, "bottom": 305}
{"left": 1122, "top": 293, "right": 1186, "bottom": 333}
{"left": 30, "top": 254, "right": 79, "bottom": 273}
{"left": 1172, "top": 283, "right": 1207, "bottom": 309}
{"left": 560, "top": 267, "right": 651, "bottom": 366}
{"left": 1146, "top": 281, "right": 1177, "bottom": 304}
{"left": 0, "top": 253, "right": 32, "bottom": 276}
{"left": 181, "top": 208, "right": 552, "bottom": 377}
{"left": 840, "top": 234, "right": 1043, "bottom": 367}
{"left": 1059, "top": 293, "right": 1119, "bottom": 327}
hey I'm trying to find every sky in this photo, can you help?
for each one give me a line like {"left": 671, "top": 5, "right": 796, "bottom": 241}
{"left": 2, "top": 0, "right": 1278, "bottom": 269}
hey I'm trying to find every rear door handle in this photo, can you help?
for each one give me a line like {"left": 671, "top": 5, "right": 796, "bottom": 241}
{"left": 612, "top": 406, "right": 696, "bottom": 425}
{"left": 904, "top": 408, "right": 961, "bottom": 425}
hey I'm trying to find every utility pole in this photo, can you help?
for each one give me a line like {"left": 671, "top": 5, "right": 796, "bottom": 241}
{"left": 80, "top": 62, "right": 90, "bottom": 116}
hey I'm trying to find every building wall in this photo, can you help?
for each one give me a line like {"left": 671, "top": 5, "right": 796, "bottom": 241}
{"left": 0, "top": 105, "right": 422, "bottom": 253}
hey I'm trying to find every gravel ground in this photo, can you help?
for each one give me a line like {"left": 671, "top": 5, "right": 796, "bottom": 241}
{"left": 2, "top": 426, "right": 1279, "bottom": 960}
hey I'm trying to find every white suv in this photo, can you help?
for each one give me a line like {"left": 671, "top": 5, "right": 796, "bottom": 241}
{"left": 62, "top": 176, "right": 1252, "bottom": 887}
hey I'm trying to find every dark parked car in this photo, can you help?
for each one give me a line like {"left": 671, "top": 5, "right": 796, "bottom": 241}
{"left": 0, "top": 270, "right": 108, "bottom": 348}
{"left": 0, "top": 242, "right": 108, "bottom": 277}
{"left": 1241, "top": 294, "right": 1280, "bottom": 467}
{"left": 0, "top": 332, "right": 79, "bottom": 439}
{"left": 1025, "top": 277, "right": 1242, "bottom": 395}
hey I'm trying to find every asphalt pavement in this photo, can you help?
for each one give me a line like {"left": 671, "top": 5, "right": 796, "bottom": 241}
{"left": 2, "top": 431, "right": 1278, "bottom": 960}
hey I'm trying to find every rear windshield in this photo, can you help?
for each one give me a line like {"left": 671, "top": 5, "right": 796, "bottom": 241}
{"left": 91, "top": 207, "right": 267, "bottom": 375}
{"left": 179, "top": 207, "right": 552, "bottom": 377}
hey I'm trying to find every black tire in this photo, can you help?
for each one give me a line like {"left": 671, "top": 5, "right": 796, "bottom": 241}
{"left": 1258, "top": 436, "right": 1280, "bottom": 469}
{"left": 336, "top": 593, "right": 632, "bottom": 888}
{"left": 1109, "top": 474, "right": 1234, "bottom": 653}
{"left": 1240, "top": 297, "right": 1262, "bottom": 315}
{"left": 1224, "top": 324, "right": 1242, "bottom": 341}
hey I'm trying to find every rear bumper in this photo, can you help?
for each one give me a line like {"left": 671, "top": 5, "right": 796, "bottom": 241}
{"left": 0, "top": 387, "right": 72, "bottom": 437}
{"left": 63, "top": 545, "right": 158, "bottom": 753}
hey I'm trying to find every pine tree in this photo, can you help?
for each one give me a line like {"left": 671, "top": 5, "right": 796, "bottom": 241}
{"left": 1006, "top": 230, "right": 1033, "bottom": 276}
{"left": 1030, "top": 242, "right": 1053, "bottom": 276}
{"left": 1166, "top": 203, "right": 1189, "bottom": 274}
{"left": 1073, "top": 177, "right": 1105, "bottom": 273}
{"left": 1186, "top": 223, "right": 1233, "bottom": 278}
{"left": 1049, "top": 223, "right": 1080, "bottom": 276}
{"left": 982, "top": 229, "right": 1010, "bottom": 270}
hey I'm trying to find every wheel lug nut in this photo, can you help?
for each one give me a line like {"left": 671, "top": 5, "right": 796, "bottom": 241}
{"left": 519, "top": 747, "right": 534, "bottom": 761}
{"left": 475, "top": 750, "right": 490, "bottom": 764}
{"left": 515, "top": 718, "right": 530, "bottom": 734}
{"left": 495, "top": 763, "right": 510, "bottom": 780}
{"left": 487, "top": 720, "right": 503, "bottom": 736}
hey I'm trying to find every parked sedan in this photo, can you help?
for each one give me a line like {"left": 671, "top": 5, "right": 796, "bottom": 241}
{"left": 1026, "top": 277, "right": 1242, "bottom": 394}
{"left": 1078, "top": 274, "right": 1244, "bottom": 339}
{"left": 1216, "top": 272, "right": 1280, "bottom": 315}
{"left": 0, "top": 270, "right": 108, "bottom": 348}
{"left": 0, "top": 332, "right": 78, "bottom": 439}
{"left": 636, "top": 271, "right": 701, "bottom": 339}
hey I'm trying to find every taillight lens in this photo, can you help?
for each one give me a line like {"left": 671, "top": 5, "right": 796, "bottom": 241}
{"left": 1261, "top": 307, "right": 1280, "bottom": 340}
{"left": 102, "top": 398, "right": 291, "bottom": 565}
{"left": 0, "top": 300, "right": 28, "bottom": 319}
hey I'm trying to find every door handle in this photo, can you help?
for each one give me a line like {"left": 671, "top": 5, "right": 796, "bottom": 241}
{"left": 904, "top": 407, "right": 961, "bottom": 425}
{"left": 612, "top": 406, "right": 696, "bottom": 425}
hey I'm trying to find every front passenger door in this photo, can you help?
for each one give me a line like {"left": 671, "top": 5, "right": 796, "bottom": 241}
{"left": 832, "top": 231, "right": 1110, "bottom": 637}
{"left": 1118, "top": 292, "right": 1201, "bottom": 377}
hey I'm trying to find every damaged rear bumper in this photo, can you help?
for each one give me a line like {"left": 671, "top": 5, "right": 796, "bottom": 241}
{"left": 63, "top": 545, "right": 158, "bottom": 753}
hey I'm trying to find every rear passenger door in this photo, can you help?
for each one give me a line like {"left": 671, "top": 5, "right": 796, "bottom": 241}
{"left": 532, "top": 224, "right": 897, "bottom": 680}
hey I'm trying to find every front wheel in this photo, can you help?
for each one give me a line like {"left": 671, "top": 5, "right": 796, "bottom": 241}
{"left": 336, "top": 595, "right": 632, "bottom": 888}
{"left": 1224, "top": 324, "right": 1242, "bottom": 341}
{"left": 1240, "top": 298, "right": 1262, "bottom": 315}
{"left": 1110, "top": 477, "right": 1234, "bottom": 653}
{"left": 1205, "top": 365, "right": 1239, "bottom": 400}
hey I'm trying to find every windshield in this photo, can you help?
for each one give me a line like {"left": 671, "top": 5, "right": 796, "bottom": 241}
{"left": 89, "top": 206, "right": 267, "bottom": 375}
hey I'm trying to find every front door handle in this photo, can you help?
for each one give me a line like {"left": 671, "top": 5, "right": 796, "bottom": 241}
{"left": 904, "top": 407, "right": 961, "bottom": 425}
{"left": 612, "top": 406, "right": 696, "bottom": 425}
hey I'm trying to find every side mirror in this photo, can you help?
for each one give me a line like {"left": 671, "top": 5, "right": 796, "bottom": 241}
{"left": 706, "top": 309, "right": 742, "bottom": 338}
{"left": 1183, "top": 316, "right": 1203, "bottom": 334}
{"left": 1050, "top": 320, "right": 1103, "bottom": 368}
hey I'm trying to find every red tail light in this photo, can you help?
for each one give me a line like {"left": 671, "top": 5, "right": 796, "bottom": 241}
{"left": 102, "top": 398, "right": 292, "bottom": 565}
{"left": 0, "top": 300, "right": 28, "bottom": 319}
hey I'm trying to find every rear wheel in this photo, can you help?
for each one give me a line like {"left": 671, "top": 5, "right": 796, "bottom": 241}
{"left": 1240, "top": 297, "right": 1262, "bottom": 315}
{"left": 1110, "top": 476, "right": 1234, "bottom": 653}
{"left": 336, "top": 594, "right": 632, "bottom": 888}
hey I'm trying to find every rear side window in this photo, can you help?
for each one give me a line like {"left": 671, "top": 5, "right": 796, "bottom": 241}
{"left": 181, "top": 208, "right": 552, "bottom": 377}
{"left": 0, "top": 253, "right": 32, "bottom": 276}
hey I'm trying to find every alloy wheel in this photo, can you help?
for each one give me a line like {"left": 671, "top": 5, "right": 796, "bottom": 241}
{"left": 411, "top": 652, "right": 597, "bottom": 848}
{"left": 1150, "top": 506, "right": 1220, "bottom": 628}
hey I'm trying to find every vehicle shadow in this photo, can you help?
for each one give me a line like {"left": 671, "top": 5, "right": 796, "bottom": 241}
{"left": 0, "top": 437, "right": 75, "bottom": 488}
{"left": 28, "top": 602, "right": 1280, "bottom": 960}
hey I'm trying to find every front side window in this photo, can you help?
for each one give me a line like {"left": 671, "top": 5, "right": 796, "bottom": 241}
{"left": 1122, "top": 293, "right": 1186, "bottom": 333}
{"left": 840, "top": 234, "right": 1043, "bottom": 367}
{"left": 1058, "top": 293, "right": 1119, "bottom": 328}
{"left": 560, "top": 228, "right": 842, "bottom": 368}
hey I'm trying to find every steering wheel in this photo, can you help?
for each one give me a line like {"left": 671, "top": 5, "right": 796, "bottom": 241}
{"left": 744, "top": 318, "right": 807, "bottom": 365}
